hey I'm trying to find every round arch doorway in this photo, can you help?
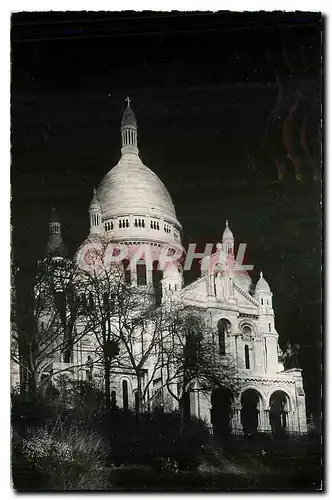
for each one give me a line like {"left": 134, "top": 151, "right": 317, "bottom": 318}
{"left": 211, "top": 387, "right": 233, "bottom": 440}
{"left": 240, "top": 389, "right": 262, "bottom": 437}
{"left": 269, "top": 391, "right": 290, "bottom": 437}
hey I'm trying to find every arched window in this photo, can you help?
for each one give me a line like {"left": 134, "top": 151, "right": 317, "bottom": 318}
{"left": 119, "top": 220, "right": 122, "bottom": 228}
{"left": 137, "top": 261, "right": 147, "bottom": 286}
{"left": 142, "top": 220, "right": 145, "bottom": 228}
{"left": 217, "top": 319, "right": 231, "bottom": 356}
{"left": 122, "top": 380, "right": 129, "bottom": 410}
{"left": 261, "top": 298, "right": 264, "bottom": 305}
{"left": 126, "top": 219, "right": 129, "bottom": 228}
{"left": 111, "top": 390, "right": 117, "bottom": 409}
{"left": 123, "top": 259, "right": 131, "bottom": 284}
{"left": 153, "top": 260, "right": 162, "bottom": 306}
{"left": 242, "top": 325, "right": 252, "bottom": 337}
{"left": 269, "top": 323, "right": 271, "bottom": 332}
{"left": 244, "top": 345, "right": 250, "bottom": 369}
{"left": 219, "top": 331, "right": 225, "bottom": 355}
{"left": 135, "top": 219, "right": 137, "bottom": 227}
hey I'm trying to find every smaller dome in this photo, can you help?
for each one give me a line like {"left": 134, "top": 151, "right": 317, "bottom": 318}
{"left": 222, "top": 220, "right": 234, "bottom": 241}
{"left": 255, "top": 271, "right": 271, "bottom": 293}
{"left": 89, "top": 188, "right": 101, "bottom": 212}
{"left": 163, "top": 263, "right": 182, "bottom": 279}
{"left": 46, "top": 231, "right": 68, "bottom": 258}
{"left": 121, "top": 103, "right": 137, "bottom": 128}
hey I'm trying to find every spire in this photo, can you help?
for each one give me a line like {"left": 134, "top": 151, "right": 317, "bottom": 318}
{"left": 121, "top": 97, "right": 138, "bottom": 155}
{"left": 46, "top": 207, "right": 68, "bottom": 258}
{"left": 50, "top": 206, "right": 60, "bottom": 224}
{"left": 49, "top": 206, "right": 61, "bottom": 235}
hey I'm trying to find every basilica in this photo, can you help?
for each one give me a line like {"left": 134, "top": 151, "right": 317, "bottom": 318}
{"left": 32, "top": 101, "right": 307, "bottom": 436}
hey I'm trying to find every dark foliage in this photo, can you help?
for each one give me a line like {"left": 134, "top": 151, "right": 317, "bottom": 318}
{"left": 107, "top": 409, "right": 210, "bottom": 471}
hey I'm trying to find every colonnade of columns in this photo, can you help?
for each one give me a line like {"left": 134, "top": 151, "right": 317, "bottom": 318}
{"left": 191, "top": 388, "right": 301, "bottom": 436}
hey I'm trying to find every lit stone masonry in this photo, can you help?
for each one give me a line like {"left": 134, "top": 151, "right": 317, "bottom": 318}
{"left": 34, "top": 100, "right": 307, "bottom": 437}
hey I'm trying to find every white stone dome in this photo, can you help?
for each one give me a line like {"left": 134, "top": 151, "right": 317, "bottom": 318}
{"left": 163, "top": 262, "right": 182, "bottom": 279}
{"left": 97, "top": 152, "right": 180, "bottom": 227}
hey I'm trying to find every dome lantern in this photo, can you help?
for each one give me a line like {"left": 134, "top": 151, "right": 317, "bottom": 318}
{"left": 46, "top": 206, "right": 68, "bottom": 258}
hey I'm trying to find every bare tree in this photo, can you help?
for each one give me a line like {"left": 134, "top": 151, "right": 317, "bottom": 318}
{"left": 78, "top": 240, "right": 165, "bottom": 413}
{"left": 161, "top": 305, "right": 240, "bottom": 426}
{"left": 11, "top": 257, "right": 91, "bottom": 399}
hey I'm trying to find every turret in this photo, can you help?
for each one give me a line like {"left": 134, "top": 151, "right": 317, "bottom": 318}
{"left": 222, "top": 220, "right": 234, "bottom": 256}
{"left": 89, "top": 188, "right": 102, "bottom": 234}
{"left": 161, "top": 263, "right": 183, "bottom": 302}
{"left": 45, "top": 207, "right": 68, "bottom": 258}
{"left": 255, "top": 271, "right": 273, "bottom": 310}
{"left": 255, "top": 271, "right": 277, "bottom": 372}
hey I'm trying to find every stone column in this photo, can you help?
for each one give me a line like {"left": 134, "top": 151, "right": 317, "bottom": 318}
{"left": 288, "top": 410, "right": 296, "bottom": 435}
{"left": 263, "top": 408, "right": 272, "bottom": 433}
{"left": 199, "top": 392, "right": 212, "bottom": 430}
{"left": 257, "top": 407, "right": 264, "bottom": 432}
{"left": 231, "top": 405, "right": 243, "bottom": 436}
{"left": 230, "top": 398, "right": 243, "bottom": 436}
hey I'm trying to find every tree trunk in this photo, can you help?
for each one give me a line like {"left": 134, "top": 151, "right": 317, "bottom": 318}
{"left": 28, "top": 368, "right": 38, "bottom": 401}
{"left": 104, "top": 357, "right": 111, "bottom": 412}
{"left": 137, "top": 374, "right": 142, "bottom": 414}
{"left": 179, "top": 393, "right": 190, "bottom": 433}
{"left": 179, "top": 400, "right": 185, "bottom": 433}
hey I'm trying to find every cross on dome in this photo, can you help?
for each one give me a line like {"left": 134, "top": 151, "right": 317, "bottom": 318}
{"left": 125, "top": 96, "right": 131, "bottom": 107}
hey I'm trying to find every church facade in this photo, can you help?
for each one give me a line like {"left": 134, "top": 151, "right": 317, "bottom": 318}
{"left": 38, "top": 101, "right": 307, "bottom": 436}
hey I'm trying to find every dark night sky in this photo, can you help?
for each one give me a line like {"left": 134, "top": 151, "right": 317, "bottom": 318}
{"left": 11, "top": 11, "right": 322, "bottom": 421}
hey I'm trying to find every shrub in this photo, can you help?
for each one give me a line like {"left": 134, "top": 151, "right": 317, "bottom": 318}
{"left": 108, "top": 409, "right": 210, "bottom": 471}
{"left": 14, "top": 423, "right": 109, "bottom": 490}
